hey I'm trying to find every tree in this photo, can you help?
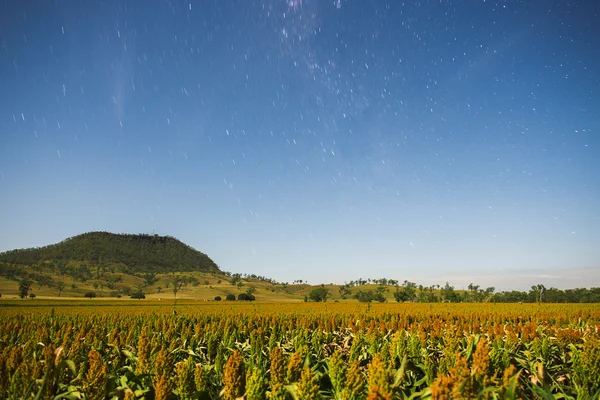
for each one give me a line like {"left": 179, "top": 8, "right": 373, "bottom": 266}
{"left": 338, "top": 285, "right": 352, "bottom": 299}
{"left": 402, "top": 281, "right": 417, "bottom": 301}
{"left": 56, "top": 281, "right": 65, "bottom": 297}
{"left": 37, "top": 274, "right": 54, "bottom": 290}
{"left": 225, "top": 294, "right": 236, "bottom": 301}
{"left": 84, "top": 292, "right": 97, "bottom": 298}
{"left": 130, "top": 290, "right": 146, "bottom": 299}
{"left": 393, "top": 287, "right": 409, "bottom": 303}
{"left": 29, "top": 293, "right": 36, "bottom": 299}
{"left": 171, "top": 276, "right": 186, "bottom": 298}
{"left": 230, "top": 273, "right": 242, "bottom": 285}
{"left": 354, "top": 289, "right": 386, "bottom": 303}
{"left": 531, "top": 284, "right": 546, "bottom": 304}
{"left": 238, "top": 293, "right": 255, "bottom": 301}
{"left": 18, "top": 279, "right": 32, "bottom": 300}
{"left": 141, "top": 272, "right": 158, "bottom": 286}
{"left": 308, "top": 288, "right": 330, "bottom": 302}
{"left": 441, "top": 282, "right": 458, "bottom": 302}
{"left": 214, "top": 296, "right": 222, "bottom": 301}
{"left": 393, "top": 281, "right": 416, "bottom": 302}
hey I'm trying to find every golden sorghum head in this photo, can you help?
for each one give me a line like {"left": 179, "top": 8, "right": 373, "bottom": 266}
{"left": 367, "top": 354, "right": 391, "bottom": 398}
{"left": 6, "top": 346, "right": 22, "bottom": 376}
{"left": 135, "top": 327, "right": 151, "bottom": 375}
{"left": 83, "top": 349, "right": 108, "bottom": 400}
{"left": 471, "top": 338, "right": 490, "bottom": 378}
{"left": 175, "top": 358, "right": 196, "bottom": 400}
{"left": 430, "top": 374, "right": 454, "bottom": 400}
{"left": 154, "top": 345, "right": 173, "bottom": 380}
{"left": 366, "top": 386, "right": 392, "bottom": 400}
{"left": 194, "top": 363, "right": 208, "bottom": 393}
{"left": 223, "top": 350, "right": 246, "bottom": 400}
{"left": 328, "top": 349, "right": 346, "bottom": 396}
{"left": 154, "top": 373, "right": 172, "bottom": 400}
{"left": 270, "top": 346, "right": 286, "bottom": 385}
{"left": 287, "top": 349, "right": 304, "bottom": 383}
{"left": 295, "top": 367, "right": 320, "bottom": 400}
{"left": 342, "top": 360, "right": 365, "bottom": 400}
{"left": 270, "top": 381, "right": 288, "bottom": 400}
{"left": 123, "top": 389, "right": 136, "bottom": 400}
{"left": 246, "top": 367, "right": 268, "bottom": 400}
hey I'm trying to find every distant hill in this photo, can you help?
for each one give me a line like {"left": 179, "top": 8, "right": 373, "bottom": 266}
{"left": 0, "top": 232, "right": 220, "bottom": 274}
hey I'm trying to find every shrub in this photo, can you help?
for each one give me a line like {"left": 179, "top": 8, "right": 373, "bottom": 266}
{"left": 308, "top": 288, "right": 330, "bottom": 302}
{"left": 214, "top": 296, "right": 222, "bottom": 301}
{"left": 237, "top": 293, "right": 255, "bottom": 301}
{"left": 84, "top": 291, "right": 97, "bottom": 298}
{"left": 225, "top": 294, "right": 236, "bottom": 301}
{"left": 130, "top": 291, "right": 145, "bottom": 299}
{"left": 354, "top": 290, "right": 386, "bottom": 303}
{"left": 238, "top": 293, "right": 250, "bottom": 301}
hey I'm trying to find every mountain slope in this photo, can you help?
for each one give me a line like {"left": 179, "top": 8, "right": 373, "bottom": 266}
{"left": 0, "top": 232, "right": 219, "bottom": 274}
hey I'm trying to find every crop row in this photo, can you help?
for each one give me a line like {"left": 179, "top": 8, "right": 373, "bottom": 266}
{"left": 0, "top": 302, "right": 599, "bottom": 399}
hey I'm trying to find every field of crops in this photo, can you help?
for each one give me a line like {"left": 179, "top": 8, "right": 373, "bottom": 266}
{"left": 0, "top": 301, "right": 599, "bottom": 399}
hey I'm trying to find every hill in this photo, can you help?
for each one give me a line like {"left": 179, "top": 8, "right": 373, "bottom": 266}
{"left": 0, "top": 231, "right": 219, "bottom": 274}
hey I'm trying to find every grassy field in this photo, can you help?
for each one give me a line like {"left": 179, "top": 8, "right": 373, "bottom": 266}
{"left": 0, "top": 273, "right": 305, "bottom": 302}
{"left": 1, "top": 300, "right": 599, "bottom": 399}
{"left": 1, "top": 273, "right": 444, "bottom": 302}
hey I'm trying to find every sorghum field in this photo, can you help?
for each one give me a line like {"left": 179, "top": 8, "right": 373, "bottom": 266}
{"left": 1, "top": 301, "right": 599, "bottom": 399}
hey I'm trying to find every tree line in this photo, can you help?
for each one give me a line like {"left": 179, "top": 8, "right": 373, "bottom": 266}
{"left": 308, "top": 281, "right": 600, "bottom": 303}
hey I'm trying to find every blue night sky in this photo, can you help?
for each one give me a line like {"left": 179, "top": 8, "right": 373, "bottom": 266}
{"left": 1, "top": 0, "right": 599, "bottom": 290}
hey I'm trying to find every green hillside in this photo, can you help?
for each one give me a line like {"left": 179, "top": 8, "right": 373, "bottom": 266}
{"left": 1, "top": 232, "right": 598, "bottom": 303}
{"left": 0, "top": 232, "right": 219, "bottom": 274}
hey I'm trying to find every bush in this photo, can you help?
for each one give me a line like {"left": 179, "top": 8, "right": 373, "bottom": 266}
{"left": 308, "top": 288, "right": 330, "bottom": 302}
{"left": 225, "top": 294, "right": 236, "bottom": 301}
{"left": 28, "top": 293, "right": 36, "bottom": 299}
{"left": 130, "top": 291, "right": 146, "bottom": 299}
{"left": 214, "top": 296, "right": 222, "bottom": 301}
{"left": 237, "top": 293, "right": 256, "bottom": 301}
{"left": 84, "top": 292, "right": 97, "bottom": 298}
{"left": 354, "top": 290, "right": 386, "bottom": 303}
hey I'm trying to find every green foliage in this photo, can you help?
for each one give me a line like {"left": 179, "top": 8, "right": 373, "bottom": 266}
{"left": 246, "top": 368, "right": 267, "bottom": 400}
{"left": 18, "top": 279, "right": 31, "bottom": 299}
{"left": 83, "top": 291, "right": 97, "bottom": 298}
{"left": 225, "top": 294, "right": 236, "bottom": 301}
{"left": 440, "top": 282, "right": 459, "bottom": 302}
{"left": 171, "top": 276, "right": 187, "bottom": 298}
{"left": 0, "top": 231, "right": 219, "bottom": 274}
{"left": 338, "top": 284, "right": 352, "bottom": 299}
{"left": 308, "top": 287, "right": 330, "bottom": 302}
{"left": 141, "top": 272, "right": 158, "bottom": 286}
{"left": 393, "top": 280, "right": 417, "bottom": 302}
{"left": 130, "top": 290, "right": 146, "bottom": 299}
{"left": 354, "top": 289, "right": 386, "bottom": 303}
{"left": 237, "top": 293, "right": 255, "bottom": 301}
{"left": 55, "top": 281, "right": 65, "bottom": 296}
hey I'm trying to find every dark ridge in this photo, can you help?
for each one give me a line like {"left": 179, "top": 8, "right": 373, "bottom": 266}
{"left": 0, "top": 231, "right": 219, "bottom": 274}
